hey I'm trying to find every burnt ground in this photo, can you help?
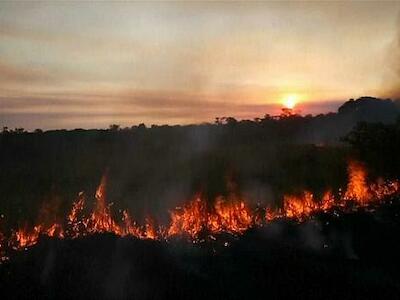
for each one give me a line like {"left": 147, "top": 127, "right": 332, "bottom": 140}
{"left": 2, "top": 201, "right": 400, "bottom": 300}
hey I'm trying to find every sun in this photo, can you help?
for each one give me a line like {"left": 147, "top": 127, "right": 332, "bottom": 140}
{"left": 282, "top": 94, "right": 298, "bottom": 109}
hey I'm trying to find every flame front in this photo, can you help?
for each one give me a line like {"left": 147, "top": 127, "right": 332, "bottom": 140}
{"left": 167, "top": 194, "right": 253, "bottom": 239}
{"left": 168, "top": 196, "right": 207, "bottom": 238}
{"left": 1, "top": 160, "right": 399, "bottom": 260}
{"left": 87, "top": 175, "right": 123, "bottom": 235}
{"left": 208, "top": 196, "right": 253, "bottom": 234}
{"left": 344, "top": 161, "right": 371, "bottom": 204}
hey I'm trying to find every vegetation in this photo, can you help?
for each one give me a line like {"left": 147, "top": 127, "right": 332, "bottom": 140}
{"left": 0, "top": 97, "right": 398, "bottom": 227}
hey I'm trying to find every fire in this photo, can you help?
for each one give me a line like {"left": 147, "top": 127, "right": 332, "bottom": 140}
{"left": 272, "top": 190, "right": 336, "bottom": 221}
{"left": 167, "top": 196, "right": 207, "bottom": 238}
{"left": 0, "top": 160, "right": 399, "bottom": 260}
{"left": 209, "top": 196, "right": 253, "bottom": 234}
{"left": 320, "top": 190, "right": 335, "bottom": 211}
{"left": 67, "top": 192, "right": 86, "bottom": 238}
{"left": 87, "top": 175, "right": 123, "bottom": 235}
{"left": 45, "top": 223, "right": 64, "bottom": 238}
{"left": 167, "top": 194, "right": 253, "bottom": 239}
{"left": 344, "top": 161, "right": 371, "bottom": 204}
{"left": 371, "top": 178, "right": 400, "bottom": 200}
{"left": 10, "top": 222, "right": 65, "bottom": 250}
{"left": 283, "top": 192, "right": 316, "bottom": 219}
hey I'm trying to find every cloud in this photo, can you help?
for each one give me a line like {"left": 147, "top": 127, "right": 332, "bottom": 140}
{"left": 0, "top": 61, "right": 52, "bottom": 85}
{"left": 1, "top": 2, "right": 394, "bottom": 129}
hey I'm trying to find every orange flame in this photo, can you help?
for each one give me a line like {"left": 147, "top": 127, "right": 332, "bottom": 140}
{"left": 344, "top": 161, "right": 372, "bottom": 204}
{"left": 166, "top": 194, "right": 253, "bottom": 239}
{"left": 87, "top": 175, "right": 123, "bottom": 235}
{"left": 2, "top": 160, "right": 399, "bottom": 257}
{"left": 208, "top": 196, "right": 253, "bottom": 234}
{"left": 167, "top": 196, "right": 207, "bottom": 238}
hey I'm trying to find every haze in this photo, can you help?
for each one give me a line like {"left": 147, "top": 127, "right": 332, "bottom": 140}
{"left": 0, "top": 1, "right": 399, "bottom": 130}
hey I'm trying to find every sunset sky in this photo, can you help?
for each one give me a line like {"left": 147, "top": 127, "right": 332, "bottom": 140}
{"left": 1, "top": 1, "right": 399, "bottom": 130}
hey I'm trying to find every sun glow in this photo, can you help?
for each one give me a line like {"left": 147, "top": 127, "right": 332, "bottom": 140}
{"left": 282, "top": 94, "right": 299, "bottom": 109}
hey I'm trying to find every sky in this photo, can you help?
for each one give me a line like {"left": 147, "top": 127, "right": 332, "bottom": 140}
{"left": 0, "top": 1, "right": 399, "bottom": 130}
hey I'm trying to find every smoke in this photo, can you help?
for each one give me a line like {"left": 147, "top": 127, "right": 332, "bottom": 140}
{"left": 299, "top": 221, "right": 326, "bottom": 252}
{"left": 383, "top": 14, "right": 400, "bottom": 99}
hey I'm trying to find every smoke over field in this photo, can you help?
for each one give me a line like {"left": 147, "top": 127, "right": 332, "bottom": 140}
{"left": 1, "top": 2, "right": 400, "bottom": 298}
{"left": 1, "top": 97, "right": 400, "bottom": 299}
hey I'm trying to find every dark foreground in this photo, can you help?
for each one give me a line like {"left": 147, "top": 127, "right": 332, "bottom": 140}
{"left": 2, "top": 201, "right": 400, "bottom": 300}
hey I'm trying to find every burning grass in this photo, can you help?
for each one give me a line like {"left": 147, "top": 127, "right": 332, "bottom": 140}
{"left": 0, "top": 160, "right": 399, "bottom": 261}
